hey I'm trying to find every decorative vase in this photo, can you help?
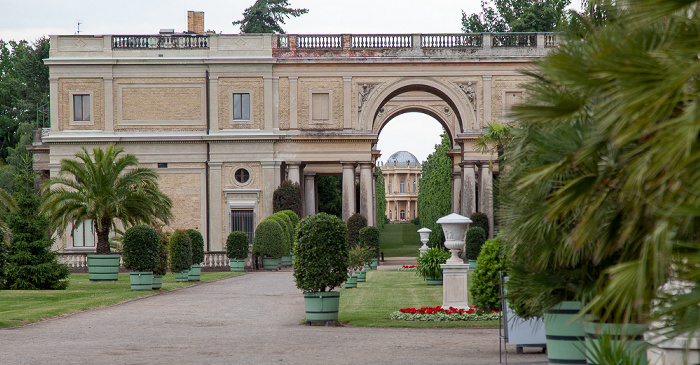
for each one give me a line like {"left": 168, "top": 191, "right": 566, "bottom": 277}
{"left": 356, "top": 270, "right": 366, "bottom": 282}
{"left": 544, "top": 301, "right": 586, "bottom": 364}
{"left": 584, "top": 320, "right": 647, "bottom": 364}
{"left": 345, "top": 274, "right": 358, "bottom": 288}
{"left": 426, "top": 274, "right": 443, "bottom": 285}
{"left": 87, "top": 254, "right": 121, "bottom": 281}
{"left": 229, "top": 259, "right": 245, "bottom": 272}
{"left": 262, "top": 257, "right": 281, "bottom": 270}
{"left": 281, "top": 255, "right": 293, "bottom": 267}
{"left": 152, "top": 274, "right": 163, "bottom": 290}
{"left": 129, "top": 271, "right": 153, "bottom": 291}
{"left": 435, "top": 213, "right": 472, "bottom": 264}
{"left": 188, "top": 264, "right": 201, "bottom": 281}
{"left": 303, "top": 291, "right": 340, "bottom": 323}
{"left": 174, "top": 270, "right": 189, "bottom": 282}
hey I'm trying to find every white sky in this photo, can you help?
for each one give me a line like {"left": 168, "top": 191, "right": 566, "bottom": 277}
{"left": 0, "top": 0, "right": 581, "bottom": 163}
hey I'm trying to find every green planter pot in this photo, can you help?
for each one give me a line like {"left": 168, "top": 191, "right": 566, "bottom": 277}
{"left": 87, "top": 254, "right": 121, "bottom": 281}
{"left": 304, "top": 291, "right": 340, "bottom": 323}
{"left": 356, "top": 270, "right": 366, "bottom": 282}
{"left": 544, "top": 301, "right": 586, "bottom": 364}
{"left": 188, "top": 264, "right": 201, "bottom": 281}
{"left": 229, "top": 259, "right": 245, "bottom": 272}
{"left": 129, "top": 271, "right": 153, "bottom": 291}
{"left": 426, "top": 274, "right": 443, "bottom": 285}
{"left": 152, "top": 274, "right": 163, "bottom": 290}
{"left": 370, "top": 258, "right": 379, "bottom": 270}
{"left": 364, "top": 262, "right": 373, "bottom": 270}
{"left": 174, "top": 270, "right": 189, "bottom": 282}
{"left": 468, "top": 259, "right": 478, "bottom": 271}
{"left": 262, "top": 257, "right": 281, "bottom": 271}
{"left": 281, "top": 255, "right": 293, "bottom": 267}
{"left": 584, "top": 321, "right": 648, "bottom": 365}
{"left": 345, "top": 275, "right": 358, "bottom": 288}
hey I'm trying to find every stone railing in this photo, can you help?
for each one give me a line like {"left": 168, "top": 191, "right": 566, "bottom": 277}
{"left": 57, "top": 251, "right": 232, "bottom": 270}
{"left": 112, "top": 34, "right": 209, "bottom": 49}
{"left": 492, "top": 33, "right": 536, "bottom": 47}
{"left": 352, "top": 34, "right": 412, "bottom": 48}
{"left": 421, "top": 34, "right": 482, "bottom": 48}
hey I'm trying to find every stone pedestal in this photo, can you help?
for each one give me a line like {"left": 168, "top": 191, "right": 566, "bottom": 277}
{"left": 440, "top": 263, "right": 469, "bottom": 310}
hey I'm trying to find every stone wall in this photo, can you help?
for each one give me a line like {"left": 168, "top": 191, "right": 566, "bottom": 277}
{"left": 218, "top": 77, "right": 265, "bottom": 130}
{"left": 58, "top": 78, "right": 105, "bottom": 131}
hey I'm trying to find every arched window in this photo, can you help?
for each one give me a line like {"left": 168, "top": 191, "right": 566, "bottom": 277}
{"left": 389, "top": 210, "right": 392, "bottom": 220}
{"left": 413, "top": 181, "right": 416, "bottom": 192}
{"left": 388, "top": 182, "right": 392, "bottom": 193}
{"left": 400, "top": 210, "right": 406, "bottom": 220}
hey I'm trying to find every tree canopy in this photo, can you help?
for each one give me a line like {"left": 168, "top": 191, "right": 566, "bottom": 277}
{"left": 462, "top": 0, "right": 571, "bottom": 33}
{"left": 417, "top": 132, "right": 452, "bottom": 246}
{"left": 233, "top": 0, "right": 308, "bottom": 34}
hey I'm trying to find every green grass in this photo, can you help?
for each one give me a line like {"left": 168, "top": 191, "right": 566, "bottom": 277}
{"left": 0, "top": 271, "right": 242, "bottom": 329}
{"left": 379, "top": 223, "right": 421, "bottom": 257}
{"left": 339, "top": 269, "right": 499, "bottom": 328}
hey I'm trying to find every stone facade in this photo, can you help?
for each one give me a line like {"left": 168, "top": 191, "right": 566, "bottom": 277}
{"left": 40, "top": 32, "right": 555, "bottom": 253}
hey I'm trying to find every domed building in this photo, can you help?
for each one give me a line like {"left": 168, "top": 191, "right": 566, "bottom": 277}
{"left": 379, "top": 151, "right": 422, "bottom": 222}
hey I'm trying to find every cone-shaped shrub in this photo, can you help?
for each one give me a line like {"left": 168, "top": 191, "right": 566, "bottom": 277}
{"left": 154, "top": 230, "right": 169, "bottom": 276}
{"left": 122, "top": 224, "right": 160, "bottom": 272}
{"left": 273, "top": 180, "right": 302, "bottom": 217}
{"left": 185, "top": 229, "right": 204, "bottom": 265}
{"left": 271, "top": 212, "right": 293, "bottom": 256}
{"left": 470, "top": 238, "right": 506, "bottom": 312}
{"left": 169, "top": 230, "right": 192, "bottom": 272}
{"left": 465, "top": 226, "right": 487, "bottom": 261}
{"left": 346, "top": 213, "right": 367, "bottom": 247}
{"left": 293, "top": 213, "right": 349, "bottom": 292}
{"left": 226, "top": 231, "right": 249, "bottom": 260}
{"left": 359, "top": 226, "right": 380, "bottom": 258}
{"left": 252, "top": 219, "right": 285, "bottom": 258}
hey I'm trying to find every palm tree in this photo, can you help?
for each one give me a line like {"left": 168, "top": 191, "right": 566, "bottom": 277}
{"left": 474, "top": 122, "right": 514, "bottom": 167}
{"left": 42, "top": 145, "right": 173, "bottom": 255}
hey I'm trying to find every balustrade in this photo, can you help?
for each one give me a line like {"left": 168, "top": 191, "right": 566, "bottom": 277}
{"left": 57, "top": 251, "right": 230, "bottom": 270}
{"left": 112, "top": 35, "right": 209, "bottom": 49}
{"left": 492, "top": 33, "right": 537, "bottom": 47}
{"left": 296, "top": 35, "right": 343, "bottom": 49}
{"left": 422, "top": 34, "right": 482, "bottom": 48}
{"left": 351, "top": 34, "right": 412, "bottom": 48}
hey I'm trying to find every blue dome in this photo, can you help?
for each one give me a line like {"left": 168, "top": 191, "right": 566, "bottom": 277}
{"left": 386, "top": 151, "right": 420, "bottom": 167}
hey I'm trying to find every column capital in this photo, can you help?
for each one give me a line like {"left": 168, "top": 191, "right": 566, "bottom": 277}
{"left": 286, "top": 161, "right": 302, "bottom": 167}
{"left": 303, "top": 171, "right": 317, "bottom": 177}
{"left": 261, "top": 161, "right": 277, "bottom": 168}
{"left": 341, "top": 161, "right": 357, "bottom": 167}
{"left": 358, "top": 161, "right": 374, "bottom": 168}
{"left": 460, "top": 161, "right": 477, "bottom": 168}
{"left": 208, "top": 161, "right": 223, "bottom": 169}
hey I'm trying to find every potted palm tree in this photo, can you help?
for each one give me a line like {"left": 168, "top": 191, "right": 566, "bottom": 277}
{"left": 252, "top": 218, "right": 284, "bottom": 270}
{"left": 185, "top": 229, "right": 204, "bottom": 281}
{"left": 122, "top": 224, "right": 159, "bottom": 291}
{"left": 41, "top": 144, "right": 172, "bottom": 281}
{"left": 415, "top": 246, "right": 450, "bottom": 285}
{"left": 293, "top": 213, "right": 349, "bottom": 323}
{"left": 226, "top": 231, "right": 248, "bottom": 272}
{"left": 169, "top": 230, "right": 192, "bottom": 282}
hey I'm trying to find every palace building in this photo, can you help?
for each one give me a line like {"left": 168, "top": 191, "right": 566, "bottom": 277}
{"left": 380, "top": 151, "right": 421, "bottom": 223}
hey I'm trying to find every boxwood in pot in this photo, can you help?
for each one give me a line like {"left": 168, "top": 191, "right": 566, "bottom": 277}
{"left": 122, "top": 224, "right": 160, "bottom": 290}
{"left": 226, "top": 231, "right": 249, "bottom": 272}
{"left": 152, "top": 229, "right": 169, "bottom": 289}
{"left": 252, "top": 219, "right": 285, "bottom": 258}
{"left": 185, "top": 229, "right": 204, "bottom": 281}
{"left": 169, "top": 230, "right": 192, "bottom": 281}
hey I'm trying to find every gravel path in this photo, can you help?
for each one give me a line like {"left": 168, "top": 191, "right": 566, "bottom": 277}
{"left": 0, "top": 266, "right": 547, "bottom": 364}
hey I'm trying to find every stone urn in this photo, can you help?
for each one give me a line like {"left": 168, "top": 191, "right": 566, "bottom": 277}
{"left": 436, "top": 213, "right": 472, "bottom": 264}
{"left": 417, "top": 227, "right": 431, "bottom": 256}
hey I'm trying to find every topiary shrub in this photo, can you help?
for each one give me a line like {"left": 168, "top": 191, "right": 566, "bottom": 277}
{"left": 470, "top": 212, "right": 489, "bottom": 236}
{"left": 470, "top": 237, "right": 506, "bottom": 312}
{"left": 271, "top": 212, "right": 293, "bottom": 256}
{"left": 346, "top": 213, "right": 367, "bottom": 247}
{"left": 465, "top": 226, "right": 487, "bottom": 261}
{"left": 293, "top": 212, "right": 349, "bottom": 293}
{"left": 226, "top": 231, "right": 249, "bottom": 260}
{"left": 416, "top": 246, "right": 451, "bottom": 280}
{"left": 122, "top": 224, "right": 160, "bottom": 272}
{"left": 153, "top": 230, "right": 169, "bottom": 276}
{"left": 252, "top": 219, "right": 285, "bottom": 258}
{"left": 279, "top": 209, "right": 299, "bottom": 238}
{"left": 273, "top": 180, "right": 302, "bottom": 217}
{"left": 185, "top": 229, "right": 204, "bottom": 265}
{"left": 169, "top": 230, "right": 192, "bottom": 272}
{"left": 358, "top": 226, "right": 380, "bottom": 259}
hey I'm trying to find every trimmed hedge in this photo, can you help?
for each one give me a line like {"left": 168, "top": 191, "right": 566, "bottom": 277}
{"left": 186, "top": 229, "right": 205, "bottom": 265}
{"left": 347, "top": 213, "right": 367, "bottom": 247}
{"left": 122, "top": 224, "right": 160, "bottom": 272}
{"left": 470, "top": 238, "right": 506, "bottom": 312}
{"left": 273, "top": 180, "right": 302, "bottom": 217}
{"left": 470, "top": 212, "right": 489, "bottom": 236}
{"left": 465, "top": 226, "right": 487, "bottom": 261}
{"left": 279, "top": 209, "right": 299, "bottom": 237}
{"left": 293, "top": 212, "right": 349, "bottom": 292}
{"left": 272, "top": 212, "right": 293, "bottom": 256}
{"left": 226, "top": 231, "right": 249, "bottom": 260}
{"left": 169, "top": 230, "right": 192, "bottom": 272}
{"left": 154, "top": 230, "right": 169, "bottom": 276}
{"left": 252, "top": 219, "right": 285, "bottom": 258}
{"left": 358, "top": 226, "right": 380, "bottom": 259}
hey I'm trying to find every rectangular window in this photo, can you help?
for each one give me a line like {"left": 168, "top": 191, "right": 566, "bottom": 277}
{"left": 73, "top": 94, "right": 91, "bottom": 121}
{"left": 73, "top": 220, "right": 96, "bottom": 247}
{"left": 233, "top": 93, "right": 250, "bottom": 120}
{"left": 400, "top": 181, "right": 405, "bottom": 193}
{"left": 312, "top": 93, "right": 329, "bottom": 120}
{"left": 231, "top": 210, "right": 255, "bottom": 244}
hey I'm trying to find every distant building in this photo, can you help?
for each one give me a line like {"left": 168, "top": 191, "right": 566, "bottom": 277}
{"left": 380, "top": 151, "right": 421, "bottom": 223}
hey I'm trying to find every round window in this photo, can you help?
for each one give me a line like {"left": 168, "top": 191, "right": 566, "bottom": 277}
{"left": 234, "top": 168, "right": 250, "bottom": 184}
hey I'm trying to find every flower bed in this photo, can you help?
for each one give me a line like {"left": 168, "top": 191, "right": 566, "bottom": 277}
{"left": 390, "top": 306, "right": 501, "bottom": 322}
{"left": 398, "top": 265, "right": 418, "bottom": 271}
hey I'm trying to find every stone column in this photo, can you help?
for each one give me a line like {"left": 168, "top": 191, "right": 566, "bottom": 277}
{"left": 482, "top": 76, "right": 492, "bottom": 126}
{"left": 208, "top": 162, "right": 223, "bottom": 251}
{"left": 452, "top": 171, "right": 462, "bottom": 214}
{"left": 287, "top": 162, "right": 301, "bottom": 185}
{"left": 273, "top": 161, "right": 282, "bottom": 190}
{"left": 303, "top": 172, "right": 317, "bottom": 217}
{"left": 478, "top": 163, "right": 494, "bottom": 238}
{"left": 461, "top": 163, "right": 476, "bottom": 217}
{"left": 359, "top": 162, "right": 374, "bottom": 225}
{"left": 341, "top": 162, "right": 356, "bottom": 222}
{"left": 261, "top": 161, "right": 277, "bottom": 219}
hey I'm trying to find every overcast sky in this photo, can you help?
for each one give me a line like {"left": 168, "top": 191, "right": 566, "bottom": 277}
{"left": 0, "top": 0, "right": 581, "bottom": 163}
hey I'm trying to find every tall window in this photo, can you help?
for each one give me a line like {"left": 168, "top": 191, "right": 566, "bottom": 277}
{"left": 389, "top": 210, "right": 392, "bottom": 220}
{"left": 388, "top": 182, "right": 392, "bottom": 193}
{"left": 73, "top": 220, "right": 96, "bottom": 247}
{"left": 73, "top": 94, "right": 91, "bottom": 121}
{"left": 233, "top": 93, "right": 250, "bottom": 120}
{"left": 413, "top": 181, "right": 416, "bottom": 192}
{"left": 400, "top": 181, "right": 405, "bottom": 193}
{"left": 231, "top": 210, "right": 254, "bottom": 243}
{"left": 400, "top": 210, "right": 406, "bottom": 220}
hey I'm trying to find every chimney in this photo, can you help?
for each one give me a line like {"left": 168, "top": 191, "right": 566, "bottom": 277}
{"left": 187, "top": 11, "right": 204, "bottom": 34}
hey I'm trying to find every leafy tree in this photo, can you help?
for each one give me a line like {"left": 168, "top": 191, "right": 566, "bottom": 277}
{"left": 417, "top": 132, "right": 452, "bottom": 246}
{"left": 42, "top": 145, "right": 173, "bottom": 255}
{"left": 233, "top": 0, "right": 308, "bottom": 34}
{"left": 375, "top": 166, "right": 386, "bottom": 231}
{"left": 317, "top": 175, "right": 342, "bottom": 218}
{"left": 273, "top": 180, "right": 302, "bottom": 217}
{"left": 5, "top": 157, "right": 69, "bottom": 289}
{"left": 462, "top": 0, "right": 570, "bottom": 33}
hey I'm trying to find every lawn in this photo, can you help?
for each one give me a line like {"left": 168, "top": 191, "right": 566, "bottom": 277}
{"left": 379, "top": 223, "right": 421, "bottom": 257}
{"left": 338, "top": 269, "right": 499, "bottom": 328}
{"left": 0, "top": 271, "right": 242, "bottom": 329}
